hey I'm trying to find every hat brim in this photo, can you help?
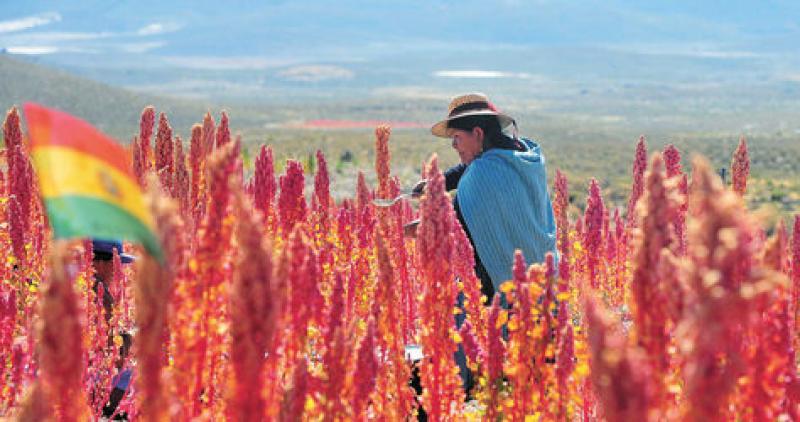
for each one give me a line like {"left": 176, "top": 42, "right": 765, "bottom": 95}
{"left": 120, "top": 253, "right": 135, "bottom": 264}
{"left": 431, "top": 110, "right": 515, "bottom": 138}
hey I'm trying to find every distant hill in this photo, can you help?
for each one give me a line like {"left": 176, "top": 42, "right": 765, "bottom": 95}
{"left": 0, "top": 55, "right": 447, "bottom": 143}
{"left": 0, "top": 55, "right": 268, "bottom": 141}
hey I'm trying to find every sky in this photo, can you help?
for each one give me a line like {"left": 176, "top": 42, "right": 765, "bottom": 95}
{"left": 1, "top": 1, "right": 798, "bottom": 102}
{"left": 2, "top": 1, "right": 798, "bottom": 63}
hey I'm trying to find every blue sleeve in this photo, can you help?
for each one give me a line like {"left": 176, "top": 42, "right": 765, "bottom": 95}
{"left": 444, "top": 163, "right": 467, "bottom": 191}
{"left": 113, "top": 368, "right": 133, "bottom": 391}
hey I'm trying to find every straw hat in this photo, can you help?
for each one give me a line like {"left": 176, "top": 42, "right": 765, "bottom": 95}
{"left": 431, "top": 93, "right": 515, "bottom": 138}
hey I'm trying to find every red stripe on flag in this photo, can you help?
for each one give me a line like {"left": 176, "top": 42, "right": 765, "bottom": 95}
{"left": 23, "top": 103, "right": 133, "bottom": 177}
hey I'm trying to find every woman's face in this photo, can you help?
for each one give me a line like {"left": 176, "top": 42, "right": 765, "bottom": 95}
{"left": 450, "top": 127, "right": 483, "bottom": 164}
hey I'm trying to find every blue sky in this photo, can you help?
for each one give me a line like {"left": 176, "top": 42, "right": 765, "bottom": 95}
{"left": 2, "top": 1, "right": 798, "bottom": 62}
{"left": 2, "top": 1, "right": 798, "bottom": 103}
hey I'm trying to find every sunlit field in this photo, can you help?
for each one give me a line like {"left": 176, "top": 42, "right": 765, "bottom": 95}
{"left": 1, "top": 105, "right": 799, "bottom": 420}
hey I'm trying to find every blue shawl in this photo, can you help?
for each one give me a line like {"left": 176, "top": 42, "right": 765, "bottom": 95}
{"left": 456, "top": 138, "right": 557, "bottom": 290}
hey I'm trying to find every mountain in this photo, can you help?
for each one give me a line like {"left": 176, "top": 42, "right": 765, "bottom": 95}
{"left": 0, "top": 55, "right": 277, "bottom": 141}
{"left": 0, "top": 54, "right": 206, "bottom": 138}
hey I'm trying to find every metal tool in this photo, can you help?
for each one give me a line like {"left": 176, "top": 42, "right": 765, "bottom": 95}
{"left": 372, "top": 193, "right": 412, "bottom": 207}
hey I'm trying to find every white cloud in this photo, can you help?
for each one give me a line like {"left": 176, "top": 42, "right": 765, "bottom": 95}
{"left": 681, "top": 50, "right": 760, "bottom": 59}
{"left": 433, "top": 70, "right": 534, "bottom": 79}
{"left": 5, "top": 45, "right": 99, "bottom": 55}
{"left": 136, "top": 22, "right": 182, "bottom": 36}
{"left": 0, "top": 12, "right": 61, "bottom": 34}
{"left": 137, "top": 23, "right": 164, "bottom": 36}
{"left": 0, "top": 22, "right": 178, "bottom": 55}
{"left": 4, "top": 46, "right": 59, "bottom": 55}
{"left": 599, "top": 43, "right": 762, "bottom": 59}
{"left": 117, "top": 41, "right": 166, "bottom": 53}
{"left": 3, "top": 31, "right": 115, "bottom": 43}
{"left": 0, "top": 22, "right": 179, "bottom": 44}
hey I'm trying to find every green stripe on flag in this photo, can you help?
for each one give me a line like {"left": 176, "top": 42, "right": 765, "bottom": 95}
{"left": 44, "top": 195, "right": 164, "bottom": 262}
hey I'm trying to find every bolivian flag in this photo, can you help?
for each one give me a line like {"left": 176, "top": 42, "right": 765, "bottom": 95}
{"left": 23, "top": 103, "right": 162, "bottom": 260}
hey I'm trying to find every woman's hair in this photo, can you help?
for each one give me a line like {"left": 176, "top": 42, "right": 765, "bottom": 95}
{"left": 447, "top": 114, "right": 520, "bottom": 151}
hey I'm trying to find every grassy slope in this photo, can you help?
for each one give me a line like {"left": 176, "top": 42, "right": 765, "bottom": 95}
{"left": 0, "top": 55, "right": 276, "bottom": 142}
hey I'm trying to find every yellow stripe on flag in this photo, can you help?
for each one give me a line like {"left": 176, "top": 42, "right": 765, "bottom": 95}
{"left": 32, "top": 146, "right": 154, "bottom": 230}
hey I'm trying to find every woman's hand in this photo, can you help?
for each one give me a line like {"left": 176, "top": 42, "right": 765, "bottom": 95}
{"left": 411, "top": 179, "right": 427, "bottom": 198}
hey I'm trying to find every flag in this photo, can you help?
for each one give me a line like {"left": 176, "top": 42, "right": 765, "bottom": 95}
{"left": 23, "top": 103, "right": 163, "bottom": 261}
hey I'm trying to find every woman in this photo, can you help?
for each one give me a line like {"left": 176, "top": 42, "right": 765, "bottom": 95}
{"left": 406, "top": 94, "right": 558, "bottom": 402}
{"left": 91, "top": 239, "right": 135, "bottom": 419}
{"left": 413, "top": 93, "right": 558, "bottom": 303}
